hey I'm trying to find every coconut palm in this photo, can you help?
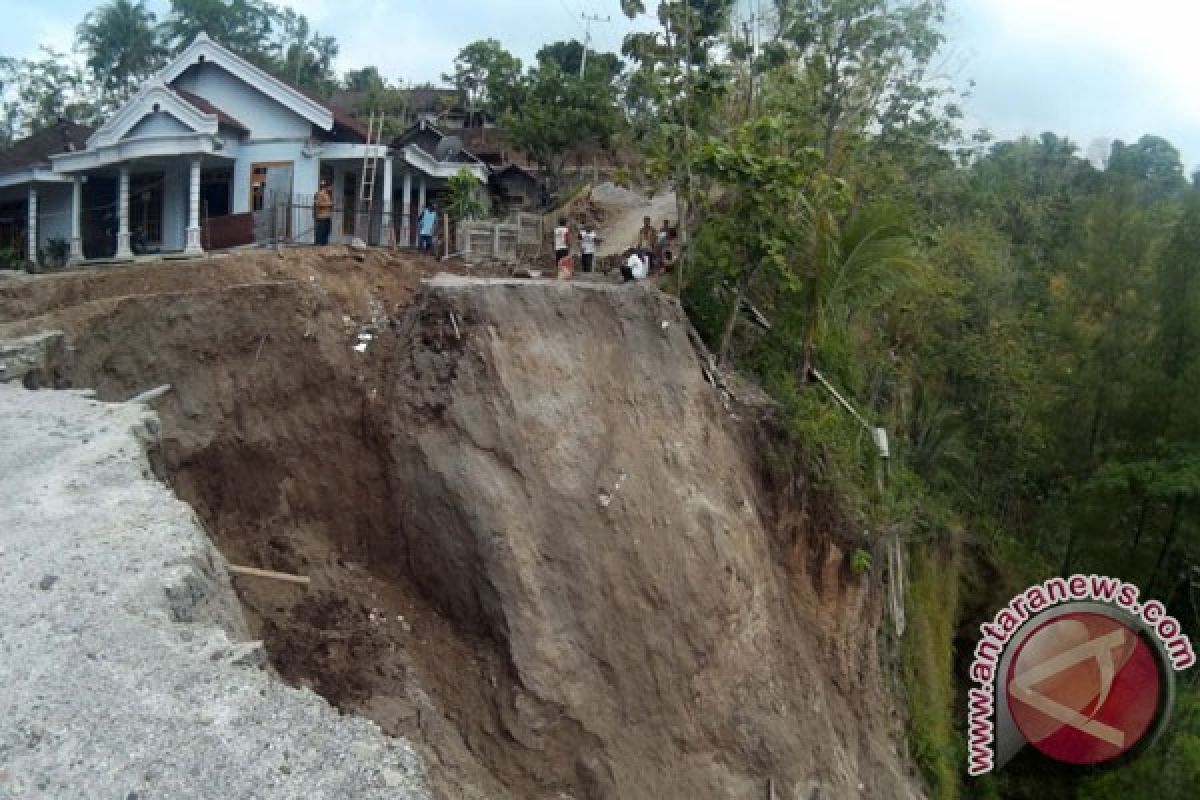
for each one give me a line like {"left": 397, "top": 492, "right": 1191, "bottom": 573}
{"left": 76, "top": 0, "right": 166, "bottom": 108}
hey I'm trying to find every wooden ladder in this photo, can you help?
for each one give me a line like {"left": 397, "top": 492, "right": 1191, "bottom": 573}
{"left": 356, "top": 111, "right": 387, "bottom": 244}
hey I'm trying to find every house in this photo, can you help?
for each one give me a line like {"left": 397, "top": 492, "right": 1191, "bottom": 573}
{"left": 490, "top": 164, "right": 543, "bottom": 212}
{"left": 0, "top": 33, "right": 489, "bottom": 266}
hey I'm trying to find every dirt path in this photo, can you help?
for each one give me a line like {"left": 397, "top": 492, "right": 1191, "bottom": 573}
{"left": 594, "top": 189, "right": 678, "bottom": 257}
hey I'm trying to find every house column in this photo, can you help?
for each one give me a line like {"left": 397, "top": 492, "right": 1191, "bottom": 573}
{"left": 115, "top": 165, "right": 132, "bottom": 259}
{"left": 401, "top": 170, "right": 412, "bottom": 247}
{"left": 331, "top": 165, "right": 345, "bottom": 241}
{"left": 69, "top": 176, "right": 83, "bottom": 263}
{"left": 381, "top": 157, "right": 394, "bottom": 246}
{"left": 185, "top": 157, "right": 203, "bottom": 255}
{"left": 26, "top": 186, "right": 38, "bottom": 267}
{"left": 417, "top": 177, "right": 427, "bottom": 247}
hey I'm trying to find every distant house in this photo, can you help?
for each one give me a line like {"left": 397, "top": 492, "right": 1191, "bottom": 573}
{"left": 490, "top": 164, "right": 542, "bottom": 212}
{"left": 0, "top": 33, "right": 488, "bottom": 266}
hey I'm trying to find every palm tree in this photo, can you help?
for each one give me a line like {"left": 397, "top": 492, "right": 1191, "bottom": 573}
{"left": 76, "top": 0, "right": 166, "bottom": 108}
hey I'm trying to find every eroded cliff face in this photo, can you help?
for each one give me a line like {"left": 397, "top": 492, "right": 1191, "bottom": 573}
{"left": 381, "top": 276, "right": 918, "bottom": 800}
{"left": 0, "top": 255, "right": 921, "bottom": 800}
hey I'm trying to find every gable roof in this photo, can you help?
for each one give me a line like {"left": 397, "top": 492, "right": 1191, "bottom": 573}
{"left": 391, "top": 120, "right": 486, "bottom": 166}
{"left": 87, "top": 81, "right": 222, "bottom": 149}
{"left": 174, "top": 89, "right": 249, "bottom": 135}
{"left": 0, "top": 121, "right": 93, "bottom": 171}
{"left": 157, "top": 33, "right": 334, "bottom": 131}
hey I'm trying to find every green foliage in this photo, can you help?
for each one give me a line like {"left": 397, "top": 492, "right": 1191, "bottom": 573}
{"left": 445, "top": 167, "right": 483, "bottom": 221}
{"left": 849, "top": 548, "right": 872, "bottom": 574}
{"left": 902, "top": 541, "right": 961, "bottom": 800}
{"left": 503, "top": 58, "right": 623, "bottom": 191}
{"left": 443, "top": 39, "right": 523, "bottom": 115}
{"left": 39, "top": 238, "right": 69, "bottom": 269}
{"left": 1078, "top": 688, "right": 1200, "bottom": 799}
{"left": 76, "top": 0, "right": 165, "bottom": 107}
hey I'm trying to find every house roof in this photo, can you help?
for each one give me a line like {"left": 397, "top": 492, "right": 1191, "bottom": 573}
{"left": 0, "top": 121, "right": 94, "bottom": 172}
{"left": 158, "top": 33, "right": 334, "bottom": 132}
{"left": 174, "top": 89, "right": 249, "bottom": 135}
{"left": 391, "top": 120, "right": 486, "bottom": 165}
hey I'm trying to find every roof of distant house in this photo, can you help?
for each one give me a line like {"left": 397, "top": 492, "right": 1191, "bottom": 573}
{"left": 174, "top": 89, "right": 250, "bottom": 135}
{"left": 0, "top": 121, "right": 94, "bottom": 172}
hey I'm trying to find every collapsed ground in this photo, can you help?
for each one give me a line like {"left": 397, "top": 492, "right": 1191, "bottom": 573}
{"left": 0, "top": 248, "right": 920, "bottom": 800}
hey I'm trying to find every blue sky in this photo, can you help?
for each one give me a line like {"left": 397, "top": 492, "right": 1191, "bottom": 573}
{"left": 3, "top": 0, "right": 1199, "bottom": 168}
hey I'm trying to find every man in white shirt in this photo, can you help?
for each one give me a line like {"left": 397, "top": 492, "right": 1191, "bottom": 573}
{"left": 621, "top": 251, "right": 647, "bottom": 283}
{"left": 580, "top": 223, "right": 598, "bottom": 273}
{"left": 553, "top": 217, "right": 571, "bottom": 267}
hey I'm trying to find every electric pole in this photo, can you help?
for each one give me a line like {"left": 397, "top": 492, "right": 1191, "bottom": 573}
{"left": 580, "top": 12, "right": 611, "bottom": 78}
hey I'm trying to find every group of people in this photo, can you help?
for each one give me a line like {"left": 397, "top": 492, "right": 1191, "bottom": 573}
{"left": 552, "top": 215, "right": 676, "bottom": 283}
{"left": 312, "top": 179, "right": 439, "bottom": 251}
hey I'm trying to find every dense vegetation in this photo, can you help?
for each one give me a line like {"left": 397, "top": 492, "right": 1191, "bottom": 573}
{"left": 2, "top": 1, "right": 1197, "bottom": 797}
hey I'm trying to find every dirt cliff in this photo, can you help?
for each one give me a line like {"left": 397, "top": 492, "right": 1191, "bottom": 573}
{"left": 376, "top": 276, "right": 916, "bottom": 799}
{"left": 0, "top": 254, "right": 920, "bottom": 800}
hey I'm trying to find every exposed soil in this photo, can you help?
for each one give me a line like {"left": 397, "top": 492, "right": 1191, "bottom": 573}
{"left": 0, "top": 249, "right": 920, "bottom": 800}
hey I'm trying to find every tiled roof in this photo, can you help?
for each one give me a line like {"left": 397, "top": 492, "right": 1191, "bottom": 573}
{"left": 174, "top": 89, "right": 250, "bottom": 135}
{"left": 0, "top": 121, "right": 94, "bottom": 172}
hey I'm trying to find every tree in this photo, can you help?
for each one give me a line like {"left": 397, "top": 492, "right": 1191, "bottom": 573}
{"left": 0, "top": 49, "right": 99, "bottom": 138}
{"left": 763, "top": 0, "right": 958, "bottom": 203}
{"left": 622, "top": 0, "right": 738, "bottom": 291}
{"left": 445, "top": 167, "right": 484, "bottom": 221}
{"left": 503, "top": 59, "right": 622, "bottom": 192}
{"left": 76, "top": 0, "right": 166, "bottom": 108}
{"left": 161, "top": 0, "right": 275, "bottom": 61}
{"left": 443, "top": 39, "right": 523, "bottom": 115}
{"left": 537, "top": 40, "right": 622, "bottom": 83}
{"left": 271, "top": 6, "right": 339, "bottom": 96}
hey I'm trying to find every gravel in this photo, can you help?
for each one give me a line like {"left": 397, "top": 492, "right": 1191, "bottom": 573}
{"left": 0, "top": 383, "right": 430, "bottom": 800}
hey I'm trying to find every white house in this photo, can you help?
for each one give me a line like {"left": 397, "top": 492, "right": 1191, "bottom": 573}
{"left": 0, "top": 33, "right": 488, "bottom": 266}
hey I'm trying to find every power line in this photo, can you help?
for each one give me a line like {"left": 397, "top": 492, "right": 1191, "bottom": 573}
{"left": 579, "top": 12, "right": 612, "bottom": 77}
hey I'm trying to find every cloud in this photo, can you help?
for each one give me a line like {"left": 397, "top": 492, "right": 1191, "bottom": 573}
{"left": 956, "top": 0, "right": 1200, "bottom": 166}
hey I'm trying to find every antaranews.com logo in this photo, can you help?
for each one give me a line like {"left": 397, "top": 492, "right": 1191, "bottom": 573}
{"left": 967, "top": 574, "right": 1195, "bottom": 775}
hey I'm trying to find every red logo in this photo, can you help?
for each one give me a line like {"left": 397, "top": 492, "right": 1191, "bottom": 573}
{"left": 1006, "top": 611, "right": 1163, "bottom": 765}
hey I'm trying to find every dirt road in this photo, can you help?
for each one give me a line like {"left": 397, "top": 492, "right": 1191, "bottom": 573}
{"left": 593, "top": 188, "right": 678, "bottom": 257}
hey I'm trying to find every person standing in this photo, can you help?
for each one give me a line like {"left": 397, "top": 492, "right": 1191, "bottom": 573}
{"left": 314, "top": 180, "right": 333, "bottom": 245}
{"left": 417, "top": 202, "right": 438, "bottom": 252}
{"left": 553, "top": 217, "right": 571, "bottom": 267}
{"left": 580, "top": 222, "right": 598, "bottom": 273}
{"left": 638, "top": 216, "right": 657, "bottom": 269}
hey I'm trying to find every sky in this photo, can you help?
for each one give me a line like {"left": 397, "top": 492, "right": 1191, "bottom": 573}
{"left": 2, "top": 0, "right": 1200, "bottom": 168}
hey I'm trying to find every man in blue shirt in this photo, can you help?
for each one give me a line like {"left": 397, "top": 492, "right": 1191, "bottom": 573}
{"left": 417, "top": 202, "right": 438, "bottom": 252}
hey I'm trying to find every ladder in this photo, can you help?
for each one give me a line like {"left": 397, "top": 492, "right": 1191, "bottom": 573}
{"left": 356, "top": 112, "right": 391, "bottom": 246}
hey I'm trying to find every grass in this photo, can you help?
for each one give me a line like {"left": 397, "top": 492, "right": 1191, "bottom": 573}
{"left": 902, "top": 539, "right": 963, "bottom": 800}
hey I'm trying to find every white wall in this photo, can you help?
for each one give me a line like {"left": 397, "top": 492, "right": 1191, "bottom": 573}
{"left": 125, "top": 112, "right": 193, "bottom": 139}
{"left": 172, "top": 63, "right": 312, "bottom": 140}
{"left": 230, "top": 141, "right": 319, "bottom": 215}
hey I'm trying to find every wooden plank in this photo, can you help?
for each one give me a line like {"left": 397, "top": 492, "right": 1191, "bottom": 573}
{"left": 227, "top": 564, "right": 311, "bottom": 586}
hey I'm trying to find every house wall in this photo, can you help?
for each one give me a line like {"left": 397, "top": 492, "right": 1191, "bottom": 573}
{"left": 125, "top": 112, "right": 193, "bottom": 139}
{"left": 162, "top": 163, "right": 187, "bottom": 251}
{"left": 37, "top": 183, "right": 73, "bottom": 254}
{"left": 230, "top": 141, "right": 319, "bottom": 239}
{"left": 172, "top": 63, "right": 312, "bottom": 140}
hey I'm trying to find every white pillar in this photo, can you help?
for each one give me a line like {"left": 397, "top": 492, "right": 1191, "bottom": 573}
{"left": 332, "top": 165, "right": 345, "bottom": 241}
{"left": 69, "top": 176, "right": 83, "bottom": 263}
{"left": 185, "top": 157, "right": 203, "bottom": 254}
{"left": 417, "top": 178, "right": 427, "bottom": 249}
{"left": 381, "top": 156, "right": 394, "bottom": 246}
{"left": 26, "top": 186, "right": 38, "bottom": 267}
{"left": 401, "top": 170, "right": 413, "bottom": 247}
{"left": 116, "top": 165, "right": 132, "bottom": 259}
